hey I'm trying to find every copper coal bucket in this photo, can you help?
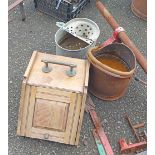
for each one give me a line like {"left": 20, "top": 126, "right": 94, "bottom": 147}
{"left": 87, "top": 43, "right": 136, "bottom": 101}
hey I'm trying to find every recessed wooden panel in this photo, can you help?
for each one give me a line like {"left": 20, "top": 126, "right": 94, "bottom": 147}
{"left": 33, "top": 99, "right": 69, "bottom": 131}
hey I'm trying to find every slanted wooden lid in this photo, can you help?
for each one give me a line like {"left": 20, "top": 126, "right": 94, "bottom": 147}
{"left": 24, "top": 51, "right": 89, "bottom": 93}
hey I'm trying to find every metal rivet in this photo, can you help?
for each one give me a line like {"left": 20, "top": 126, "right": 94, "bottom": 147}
{"left": 44, "top": 133, "right": 49, "bottom": 139}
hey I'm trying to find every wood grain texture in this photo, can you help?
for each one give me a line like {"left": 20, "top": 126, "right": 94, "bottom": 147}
{"left": 33, "top": 99, "right": 69, "bottom": 131}
{"left": 31, "top": 127, "right": 65, "bottom": 138}
{"left": 84, "top": 60, "right": 90, "bottom": 88}
{"left": 37, "top": 87, "right": 71, "bottom": 97}
{"left": 69, "top": 94, "right": 82, "bottom": 145}
{"left": 17, "top": 79, "right": 26, "bottom": 135}
{"left": 36, "top": 92, "right": 70, "bottom": 103}
{"left": 64, "top": 93, "right": 77, "bottom": 144}
{"left": 75, "top": 90, "right": 87, "bottom": 145}
{"left": 25, "top": 86, "right": 37, "bottom": 137}
{"left": 27, "top": 52, "right": 86, "bottom": 93}
{"left": 17, "top": 51, "right": 90, "bottom": 145}
{"left": 17, "top": 51, "right": 38, "bottom": 136}
{"left": 75, "top": 60, "right": 89, "bottom": 145}
{"left": 31, "top": 128, "right": 64, "bottom": 143}
{"left": 20, "top": 85, "right": 31, "bottom": 136}
{"left": 24, "top": 51, "right": 38, "bottom": 78}
{"left": 31, "top": 133, "right": 64, "bottom": 143}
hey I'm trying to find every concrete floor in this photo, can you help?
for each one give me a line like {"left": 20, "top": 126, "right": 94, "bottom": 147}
{"left": 8, "top": 0, "right": 147, "bottom": 154}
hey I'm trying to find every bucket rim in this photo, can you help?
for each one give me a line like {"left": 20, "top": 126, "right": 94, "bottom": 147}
{"left": 87, "top": 43, "right": 136, "bottom": 77}
{"left": 62, "top": 17, "right": 100, "bottom": 42}
{"left": 55, "top": 17, "right": 100, "bottom": 52}
{"left": 55, "top": 29, "right": 94, "bottom": 52}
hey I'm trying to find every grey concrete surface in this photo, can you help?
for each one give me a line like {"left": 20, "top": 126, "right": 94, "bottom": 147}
{"left": 8, "top": 0, "right": 147, "bottom": 155}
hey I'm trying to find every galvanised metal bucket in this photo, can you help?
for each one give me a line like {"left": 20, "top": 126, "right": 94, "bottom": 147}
{"left": 87, "top": 43, "right": 136, "bottom": 101}
{"left": 55, "top": 18, "right": 100, "bottom": 59}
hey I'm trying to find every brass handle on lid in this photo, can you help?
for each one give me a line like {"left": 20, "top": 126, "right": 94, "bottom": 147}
{"left": 41, "top": 59, "right": 77, "bottom": 77}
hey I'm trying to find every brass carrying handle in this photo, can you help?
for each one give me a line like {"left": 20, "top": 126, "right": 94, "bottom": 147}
{"left": 41, "top": 59, "right": 77, "bottom": 77}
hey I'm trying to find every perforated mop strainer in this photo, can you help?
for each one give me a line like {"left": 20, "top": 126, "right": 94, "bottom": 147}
{"left": 56, "top": 18, "right": 100, "bottom": 45}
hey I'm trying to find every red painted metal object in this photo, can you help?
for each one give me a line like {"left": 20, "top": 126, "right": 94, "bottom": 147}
{"left": 118, "top": 114, "right": 147, "bottom": 154}
{"left": 119, "top": 138, "right": 147, "bottom": 154}
{"left": 99, "top": 27, "right": 125, "bottom": 49}
{"left": 90, "top": 111, "right": 114, "bottom": 155}
{"left": 92, "top": 129, "right": 106, "bottom": 155}
{"left": 86, "top": 96, "right": 114, "bottom": 155}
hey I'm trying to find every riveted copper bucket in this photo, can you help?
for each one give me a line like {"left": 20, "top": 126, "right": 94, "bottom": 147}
{"left": 87, "top": 43, "right": 136, "bottom": 101}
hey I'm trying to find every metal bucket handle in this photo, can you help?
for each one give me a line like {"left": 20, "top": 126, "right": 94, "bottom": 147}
{"left": 99, "top": 27, "right": 125, "bottom": 49}
{"left": 87, "top": 27, "right": 125, "bottom": 57}
{"left": 87, "top": 49, "right": 134, "bottom": 78}
{"left": 87, "top": 27, "right": 135, "bottom": 77}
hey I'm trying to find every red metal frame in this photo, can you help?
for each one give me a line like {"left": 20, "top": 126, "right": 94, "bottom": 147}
{"left": 119, "top": 138, "right": 147, "bottom": 154}
{"left": 86, "top": 96, "right": 114, "bottom": 155}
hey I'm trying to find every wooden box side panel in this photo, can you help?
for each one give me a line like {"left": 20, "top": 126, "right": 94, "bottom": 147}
{"left": 69, "top": 93, "right": 82, "bottom": 145}
{"left": 74, "top": 60, "right": 89, "bottom": 145}
{"left": 75, "top": 90, "right": 87, "bottom": 145}
{"left": 17, "top": 80, "right": 26, "bottom": 136}
{"left": 23, "top": 51, "right": 38, "bottom": 78}
{"left": 17, "top": 51, "right": 38, "bottom": 136}
{"left": 17, "top": 82, "right": 31, "bottom": 136}
{"left": 25, "top": 86, "right": 37, "bottom": 137}
{"left": 63, "top": 92, "right": 77, "bottom": 144}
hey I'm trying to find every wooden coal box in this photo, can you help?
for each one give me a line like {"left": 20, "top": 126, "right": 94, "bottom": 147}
{"left": 17, "top": 51, "right": 89, "bottom": 145}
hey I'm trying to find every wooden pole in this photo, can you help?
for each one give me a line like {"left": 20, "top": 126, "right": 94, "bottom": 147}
{"left": 96, "top": 0, "right": 147, "bottom": 74}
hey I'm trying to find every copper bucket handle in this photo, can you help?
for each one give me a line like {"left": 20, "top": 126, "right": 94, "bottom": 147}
{"left": 87, "top": 28, "right": 135, "bottom": 77}
{"left": 99, "top": 27, "right": 125, "bottom": 49}
{"left": 87, "top": 49, "right": 134, "bottom": 78}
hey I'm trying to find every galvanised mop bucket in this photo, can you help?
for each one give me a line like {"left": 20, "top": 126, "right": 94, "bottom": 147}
{"left": 87, "top": 43, "right": 136, "bottom": 101}
{"left": 55, "top": 18, "right": 100, "bottom": 59}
